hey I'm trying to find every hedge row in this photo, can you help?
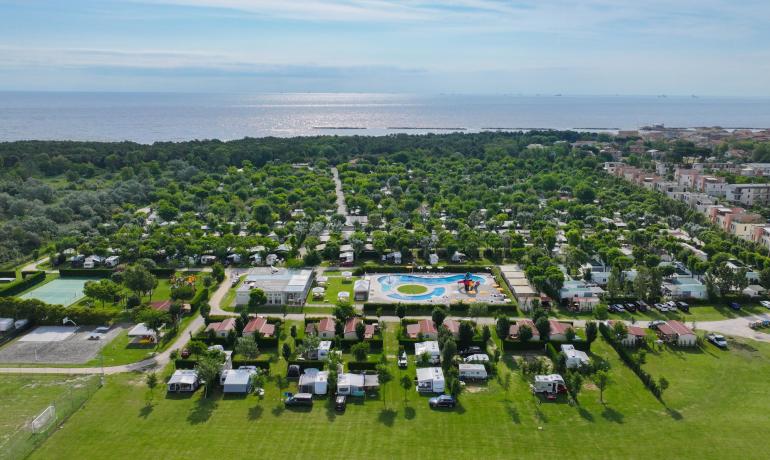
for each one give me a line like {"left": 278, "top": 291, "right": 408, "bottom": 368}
{"left": 232, "top": 359, "right": 271, "bottom": 371}
{"left": 287, "top": 360, "right": 326, "bottom": 371}
{"left": 353, "top": 264, "right": 493, "bottom": 275}
{"left": 150, "top": 268, "right": 177, "bottom": 277}
{"left": 501, "top": 339, "right": 590, "bottom": 352}
{"left": 190, "top": 287, "right": 210, "bottom": 309}
{"left": 347, "top": 361, "right": 379, "bottom": 371}
{"left": 362, "top": 302, "right": 517, "bottom": 316}
{"left": 0, "top": 271, "right": 45, "bottom": 297}
{"left": 599, "top": 323, "right": 662, "bottom": 398}
{"left": 174, "top": 358, "right": 198, "bottom": 369}
{"left": 58, "top": 269, "right": 113, "bottom": 278}
{"left": 0, "top": 270, "right": 16, "bottom": 278}
{"left": 0, "top": 297, "right": 118, "bottom": 325}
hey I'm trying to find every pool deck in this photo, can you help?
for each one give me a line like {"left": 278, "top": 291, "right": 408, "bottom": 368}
{"left": 366, "top": 273, "right": 509, "bottom": 304}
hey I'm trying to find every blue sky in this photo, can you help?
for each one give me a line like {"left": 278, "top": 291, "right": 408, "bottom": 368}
{"left": 0, "top": 0, "right": 769, "bottom": 95}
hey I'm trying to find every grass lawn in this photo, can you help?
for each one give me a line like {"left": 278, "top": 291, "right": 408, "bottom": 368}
{"left": 83, "top": 330, "right": 157, "bottom": 367}
{"left": 306, "top": 276, "right": 360, "bottom": 304}
{"left": 27, "top": 318, "right": 770, "bottom": 459}
{"left": 555, "top": 302, "right": 770, "bottom": 322}
{"left": 0, "top": 374, "right": 99, "bottom": 455}
{"left": 396, "top": 284, "right": 427, "bottom": 295}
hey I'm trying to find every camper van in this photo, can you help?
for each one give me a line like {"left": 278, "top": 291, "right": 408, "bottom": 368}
{"left": 532, "top": 374, "right": 567, "bottom": 395}
{"left": 458, "top": 363, "right": 488, "bottom": 381}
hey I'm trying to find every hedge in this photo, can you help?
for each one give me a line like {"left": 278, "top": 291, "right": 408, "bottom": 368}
{"left": 501, "top": 339, "right": 591, "bottom": 352}
{"left": 287, "top": 360, "right": 326, "bottom": 371}
{"left": 363, "top": 301, "right": 517, "bottom": 316}
{"left": 191, "top": 287, "right": 210, "bottom": 309}
{"left": 0, "top": 270, "right": 16, "bottom": 278}
{"left": 58, "top": 268, "right": 114, "bottom": 278}
{"left": 174, "top": 358, "right": 198, "bottom": 369}
{"left": 0, "top": 297, "right": 118, "bottom": 325}
{"left": 353, "top": 264, "right": 493, "bottom": 275}
{"left": 347, "top": 361, "right": 379, "bottom": 371}
{"left": 150, "top": 268, "right": 177, "bottom": 277}
{"left": 232, "top": 359, "right": 271, "bottom": 371}
{"left": 599, "top": 323, "right": 662, "bottom": 398}
{"left": 0, "top": 271, "right": 45, "bottom": 297}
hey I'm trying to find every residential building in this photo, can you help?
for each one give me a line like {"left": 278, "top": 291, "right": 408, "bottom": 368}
{"left": 305, "top": 318, "right": 336, "bottom": 339}
{"left": 548, "top": 320, "right": 574, "bottom": 341}
{"left": 242, "top": 316, "right": 276, "bottom": 338}
{"left": 656, "top": 321, "right": 697, "bottom": 347}
{"left": 508, "top": 319, "right": 540, "bottom": 341}
{"left": 726, "top": 183, "right": 770, "bottom": 206}
{"left": 405, "top": 319, "right": 438, "bottom": 339}
{"left": 205, "top": 318, "right": 236, "bottom": 338}
{"left": 235, "top": 268, "right": 314, "bottom": 306}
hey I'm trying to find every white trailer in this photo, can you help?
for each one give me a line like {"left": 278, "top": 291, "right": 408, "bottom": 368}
{"left": 459, "top": 363, "right": 488, "bottom": 381}
{"left": 416, "top": 367, "right": 445, "bottom": 393}
{"left": 532, "top": 374, "right": 567, "bottom": 395}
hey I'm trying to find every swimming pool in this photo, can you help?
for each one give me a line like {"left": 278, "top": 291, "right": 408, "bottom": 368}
{"left": 376, "top": 274, "right": 487, "bottom": 301}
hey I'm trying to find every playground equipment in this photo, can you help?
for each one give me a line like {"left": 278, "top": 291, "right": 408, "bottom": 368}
{"left": 457, "top": 272, "right": 480, "bottom": 294}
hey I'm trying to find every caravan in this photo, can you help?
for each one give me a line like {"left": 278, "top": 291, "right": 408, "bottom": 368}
{"left": 532, "top": 374, "right": 567, "bottom": 395}
{"left": 458, "top": 363, "right": 488, "bottom": 381}
{"left": 416, "top": 367, "right": 445, "bottom": 393}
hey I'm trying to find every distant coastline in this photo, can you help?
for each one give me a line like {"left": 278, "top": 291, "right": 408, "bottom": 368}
{"left": 1, "top": 92, "right": 770, "bottom": 143}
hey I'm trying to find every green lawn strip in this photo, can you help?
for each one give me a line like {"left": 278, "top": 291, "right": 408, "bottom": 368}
{"left": 305, "top": 276, "right": 360, "bottom": 305}
{"left": 396, "top": 284, "right": 428, "bottom": 295}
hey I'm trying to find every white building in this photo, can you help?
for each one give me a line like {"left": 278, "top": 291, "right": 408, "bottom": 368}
{"left": 235, "top": 268, "right": 314, "bottom": 306}
{"left": 726, "top": 183, "right": 770, "bottom": 206}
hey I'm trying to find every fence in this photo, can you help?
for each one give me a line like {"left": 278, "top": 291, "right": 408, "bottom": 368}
{"left": 0, "top": 374, "right": 101, "bottom": 460}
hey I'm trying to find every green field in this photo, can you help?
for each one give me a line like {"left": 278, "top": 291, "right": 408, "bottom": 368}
{"left": 26, "top": 321, "right": 770, "bottom": 459}
{"left": 396, "top": 284, "right": 428, "bottom": 295}
{"left": 0, "top": 374, "right": 100, "bottom": 458}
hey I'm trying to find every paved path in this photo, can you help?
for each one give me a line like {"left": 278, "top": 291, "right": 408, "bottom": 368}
{"left": 209, "top": 269, "right": 237, "bottom": 316}
{"left": 331, "top": 166, "right": 347, "bottom": 216}
{"left": 19, "top": 257, "right": 55, "bottom": 274}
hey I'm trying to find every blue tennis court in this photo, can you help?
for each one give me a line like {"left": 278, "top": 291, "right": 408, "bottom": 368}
{"left": 20, "top": 278, "right": 94, "bottom": 306}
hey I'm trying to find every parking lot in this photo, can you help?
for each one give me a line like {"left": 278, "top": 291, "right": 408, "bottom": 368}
{"left": 0, "top": 325, "right": 127, "bottom": 364}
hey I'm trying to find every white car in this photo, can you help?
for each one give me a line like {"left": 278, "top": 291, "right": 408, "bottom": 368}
{"left": 706, "top": 333, "right": 728, "bottom": 349}
{"left": 397, "top": 352, "right": 408, "bottom": 368}
{"left": 760, "top": 300, "right": 770, "bottom": 309}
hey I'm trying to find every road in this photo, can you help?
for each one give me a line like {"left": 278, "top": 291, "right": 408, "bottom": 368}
{"left": 331, "top": 166, "right": 347, "bottom": 216}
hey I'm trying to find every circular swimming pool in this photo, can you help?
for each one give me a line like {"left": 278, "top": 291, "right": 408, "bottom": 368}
{"left": 376, "top": 274, "right": 486, "bottom": 301}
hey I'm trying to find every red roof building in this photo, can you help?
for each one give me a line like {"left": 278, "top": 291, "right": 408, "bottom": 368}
{"left": 243, "top": 316, "right": 276, "bottom": 338}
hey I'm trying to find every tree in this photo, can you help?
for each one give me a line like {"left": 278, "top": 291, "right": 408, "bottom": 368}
{"left": 565, "top": 327, "right": 576, "bottom": 342}
{"left": 212, "top": 262, "right": 225, "bottom": 283}
{"left": 333, "top": 302, "right": 356, "bottom": 322}
{"left": 83, "top": 279, "right": 123, "bottom": 308}
{"left": 187, "top": 340, "right": 207, "bottom": 358}
{"left": 495, "top": 316, "right": 510, "bottom": 342}
{"left": 400, "top": 374, "right": 412, "bottom": 403}
{"left": 282, "top": 342, "right": 292, "bottom": 361}
{"left": 376, "top": 364, "right": 392, "bottom": 407}
{"left": 594, "top": 304, "right": 609, "bottom": 320}
{"left": 351, "top": 342, "right": 369, "bottom": 362}
{"left": 431, "top": 306, "right": 447, "bottom": 328}
{"left": 481, "top": 325, "right": 491, "bottom": 344}
{"left": 565, "top": 371, "right": 583, "bottom": 403}
{"left": 535, "top": 317, "right": 550, "bottom": 341}
{"left": 145, "top": 372, "right": 158, "bottom": 402}
{"left": 248, "top": 288, "right": 267, "bottom": 309}
{"left": 199, "top": 303, "right": 211, "bottom": 319}
{"left": 197, "top": 352, "right": 223, "bottom": 398}
{"left": 355, "top": 321, "right": 366, "bottom": 341}
{"left": 458, "top": 321, "right": 475, "bottom": 345}
{"left": 612, "top": 321, "right": 628, "bottom": 342}
{"left": 594, "top": 370, "right": 610, "bottom": 404}
{"left": 441, "top": 339, "right": 457, "bottom": 371}
{"left": 658, "top": 376, "right": 669, "bottom": 397}
{"left": 574, "top": 182, "right": 595, "bottom": 204}
{"left": 585, "top": 321, "right": 597, "bottom": 344}
{"left": 518, "top": 324, "right": 534, "bottom": 342}
{"left": 123, "top": 265, "right": 158, "bottom": 299}
{"left": 395, "top": 304, "right": 406, "bottom": 320}
{"left": 235, "top": 336, "right": 259, "bottom": 359}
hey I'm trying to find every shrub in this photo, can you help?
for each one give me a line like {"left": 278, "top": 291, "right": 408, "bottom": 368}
{"left": 0, "top": 271, "right": 45, "bottom": 297}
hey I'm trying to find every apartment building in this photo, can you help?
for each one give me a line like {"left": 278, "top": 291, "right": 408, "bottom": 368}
{"left": 725, "top": 183, "right": 770, "bottom": 207}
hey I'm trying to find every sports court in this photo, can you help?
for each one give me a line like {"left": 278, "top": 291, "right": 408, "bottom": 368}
{"left": 0, "top": 325, "right": 125, "bottom": 364}
{"left": 19, "top": 278, "right": 94, "bottom": 306}
{"left": 18, "top": 326, "right": 77, "bottom": 342}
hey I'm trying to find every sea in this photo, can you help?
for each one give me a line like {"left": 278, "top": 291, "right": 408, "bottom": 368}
{"left": 1, "top": 92, "right": 770, "bottom": 144}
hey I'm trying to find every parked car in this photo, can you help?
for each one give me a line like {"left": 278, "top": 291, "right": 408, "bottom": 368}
{"left": 459, "top": 346, "right": 482, "bottom": 358}
{"left": 625, "top": 303, "right": 637, "bottom": 313}
{"left": 429, "top": 394, "right": 456, "bottom": 409}
{"left": 335, "top": 395, "right": 347, "bottom": 412}
{"left": 284, "top": 392, "right": 313, "bottom": 407}
{"left": 636, "top": 301, "right": 648, "bottom": 312}
{"left": 677, "top": 302, "right": 689, "bottom": 312}
{"left": 397, "top": 352, "right": 408, "bottom": 369}
{"left": 287, "top": 364, "right": 301, "bottom": 379}
{"left": 94, "top": 326, "right": 110, "bottom": 334}
{"left": 648, "top": 320, "right": 666, "bottom": 329}
{"left": 761, "top": 300, "right": 770, "bottom": 309}
{"left": 706, "top": 333, "right": 728, "bottom": 348}
{"left": 729, "top": 302, "right": 741, "bottom": 311}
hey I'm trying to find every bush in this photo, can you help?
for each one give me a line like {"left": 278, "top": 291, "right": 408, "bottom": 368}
{"left": 347, "top": 361, "right": 379, "bottom": 371}
{"left": 174, "top": 358, "right": 198, "bottom": 369}
{"left": 0, "top": 297, "right": 118, "bottom": 325}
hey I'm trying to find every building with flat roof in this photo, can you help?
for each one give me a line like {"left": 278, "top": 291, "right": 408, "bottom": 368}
{"left": 235, "top": 268, "right": 314, "bottom": 306}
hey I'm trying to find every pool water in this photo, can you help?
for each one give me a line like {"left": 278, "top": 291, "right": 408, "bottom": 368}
{"left": 377, "top": 274, "right": 486, "bottom": 301}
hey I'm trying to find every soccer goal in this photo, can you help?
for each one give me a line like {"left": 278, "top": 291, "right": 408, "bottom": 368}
{"left": 29, "top": 405, "right": 56, "bottom": 434}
